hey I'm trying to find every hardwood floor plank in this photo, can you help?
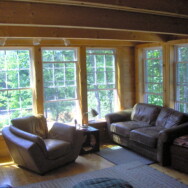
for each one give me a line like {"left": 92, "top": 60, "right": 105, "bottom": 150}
{"left": 151, "top": 163, "right": 188, "bottom": 185}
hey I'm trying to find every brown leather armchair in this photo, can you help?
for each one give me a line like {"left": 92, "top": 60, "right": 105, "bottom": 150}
{"left": 2, "top": 115, "right": 84, "bottom": 174}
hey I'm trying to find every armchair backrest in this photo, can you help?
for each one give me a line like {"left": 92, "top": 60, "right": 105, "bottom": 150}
{"left": 11, "top": 114, "right": 48, "bottom": 139}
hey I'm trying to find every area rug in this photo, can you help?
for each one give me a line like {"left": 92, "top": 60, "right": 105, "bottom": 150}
{"left": 17, "top": 161, "right": 188, "bottom": 188}
{"left": 96, "top": 146, "right": 154, "bottom": 165}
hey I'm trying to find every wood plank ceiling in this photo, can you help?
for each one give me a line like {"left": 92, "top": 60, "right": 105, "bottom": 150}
{"left": 0, "top": 0, "right": 188, "bottom": 44}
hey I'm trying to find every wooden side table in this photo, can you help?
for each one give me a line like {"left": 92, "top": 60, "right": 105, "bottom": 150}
{"left": 78, "top": 126, "right": 100, "bottom": 155}
{"left": 89, "top": 120, "right": 110, "bottom": 144}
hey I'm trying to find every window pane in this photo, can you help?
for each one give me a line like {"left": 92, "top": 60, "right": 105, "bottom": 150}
{"left": 175, "top": 103, "right": 188, "bottom": 113}
{"left": 42, "top": 49, "right": 77, "bottom": 62}
{"left": 0, "top": 72, "right": 6, "bottom": 89}
{"left": 176, "top": 85, "right": 188, "bottom": 103}
{"left": 0, "top": 49, "right": 32, "bottom": 130}
{"left": 87, "top": 49, "right": 116, "bottom": 119}
{"left": 144, "top": 48, "right": 163, "bottom": 106}
{"left": 146, "top": 49, "right": 162, "bottom": 59}
{"left": 19, "top": 70, "right": 30, "bottom": 87}
{"left": 87, "top": 90, "right": 116, "bottom": 119}
{"left": 20, "top": 90, "right": 33, "bottom": 108}
{"left": 44, "top": 100, "right": 78, "bottom": 123}
{"left": 145, "top": 83, "right": 163, "bottom": 94}
{"left": 178, "top": 47, "right": 188, "bottom": 62}
{"left": 176, "top": 63, "right": 188, "bottom": 83}
{"left": 17, "top": 50, "right": 30, "bottom": 69}
{"left": 145, "top": 94, "right": 163, "bottom": 106}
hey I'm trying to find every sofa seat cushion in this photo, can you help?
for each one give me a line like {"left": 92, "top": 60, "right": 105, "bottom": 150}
{"left": 130, "top": 127, "right": 165, "bottom": 148}
{"left": 110, "top": 121, "right": 151, "bottom": 138}
{"left": 155, "top": 107, "right": 184, "bottom": 128}
{"left": 44, "top": 139, "right": 71, "bottom": 160}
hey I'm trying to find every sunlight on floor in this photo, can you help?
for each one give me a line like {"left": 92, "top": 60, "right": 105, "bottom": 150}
{"left": 0, "top": 160, "right": 18, "bottom": 168}
{"left": 101, "top": 144, "right": 122, "bottom": 150}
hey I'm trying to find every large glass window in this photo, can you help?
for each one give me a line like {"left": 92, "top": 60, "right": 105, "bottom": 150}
{"left": 175, "top": 45, "right": 188, "bottom": 113}
{"left": 0, "top": 49, "right": 33, "bottom": 130}
{"left": 86, "top": 49, "right": 116, "bottom": 119}
{"left": 143, "top": 47, "right": 163, "bottom": 106}
{"left": 42, "top": 48, "right": 78, "bottom": 124}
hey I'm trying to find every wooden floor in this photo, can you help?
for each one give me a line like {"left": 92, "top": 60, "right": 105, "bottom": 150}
{"left": 0, "top": 154, "right": 114, "bottom": 187}
{"left": 0, "top": 149, "right": 188, "bottom": 187}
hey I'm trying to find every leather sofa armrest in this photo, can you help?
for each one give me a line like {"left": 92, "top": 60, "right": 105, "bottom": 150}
{"left": 9, "top": 125, "right": 47, "bottom": 154}
{"left": 48, "top": 122, "right": 76, "bottom": 144}
{"left": 105, "top": 109, "right": 133, "bottom": 126}
{"left": 3, "top": 126, "right": 48, "bottom": 159}
{"left": 157, "top": 122, "right": 188, "bottom": 166}
{"left": 159, "top": 122, "right": 188, "bottom": 143}
{"left": 48, "top": 123, "right": 84, "bottom": 158}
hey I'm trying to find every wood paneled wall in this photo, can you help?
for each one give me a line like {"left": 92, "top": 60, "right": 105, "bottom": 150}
{"left": 116, "top": 47, "right": 135, "bottom": 110}
{"left": 0, "top": 136, "right": 10, "bottom": 159}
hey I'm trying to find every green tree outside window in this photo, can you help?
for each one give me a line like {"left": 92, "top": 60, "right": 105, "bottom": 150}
{"left": 0, "top": 49, "right": 32, "bottom": 130}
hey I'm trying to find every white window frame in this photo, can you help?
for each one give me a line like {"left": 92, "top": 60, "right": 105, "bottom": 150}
{"left": 86, "top": 48, "right": 117, "bottom": 119}
{"left": 143, "top": 47, "right": 163, "bottom": 106}
{"left": 174, "top": 44, "right": 188, "bottom": 113}
{"left": 42, "top": 47, "right": 79, "bottom": 123}
{"left": 0, "top": 47, "right": 33, "bottom": 128}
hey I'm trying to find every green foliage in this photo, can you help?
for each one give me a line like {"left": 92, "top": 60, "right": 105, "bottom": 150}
{"left": 0, "top": 50, "right": 32, "bottom": 129}
{"left": 42, "top": 49, "right": 76, "bottom": 62}
{"left": 145, "top": 49, "right": 163, "bottom": 106}
{"left": 178, "top": 47, "right": 188, "bottom": 62}
{"left": 147, "top": 95, "right": 163, "bottom": 106}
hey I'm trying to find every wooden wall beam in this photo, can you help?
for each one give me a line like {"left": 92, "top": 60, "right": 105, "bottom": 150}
{"left": 32, "top": 46, "right": 44, "bottom": 114}
{"left": 78, "top": 46, "right": 88, "bottom": 124}
{"left": 0, "top": 2, "right": 188, "bottom": 35}
{"left": 0, "top": 26, "right": 167, "bottom": 42}
{"left": 12, "top": 0, "right": 188, "bottom": 18}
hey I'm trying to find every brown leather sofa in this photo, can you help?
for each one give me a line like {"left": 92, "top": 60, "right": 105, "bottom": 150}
{"left": 2, "top": 115, "right": 84, "bottom": 174}
{"left": 105, "top": 103, "right": 188, "bottom": 166}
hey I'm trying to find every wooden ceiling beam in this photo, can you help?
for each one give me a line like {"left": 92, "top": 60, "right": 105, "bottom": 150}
{"left": 2, "top": 38, "right": 136, "bottom": 47}
{"left": 0, "top": 26, "right": 167, "bottom": 42}
{"left": 11, "top": 0, "right": 188, "bottom": 18}
{"left": 0, "top": 2, "right": 188, "bottom": 36}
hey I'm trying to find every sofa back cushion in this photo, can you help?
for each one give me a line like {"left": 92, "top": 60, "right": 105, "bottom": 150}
{"left": 155, "top": 107, "right": 184, "bottom": 128}
{"left": 131, "top": 103, "right": 162, "bottom": 125}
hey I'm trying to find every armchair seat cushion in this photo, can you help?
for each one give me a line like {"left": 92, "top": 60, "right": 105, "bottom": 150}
{"left": 44, "top": 139, "right": 71, "bottom": 160}
{"left": 110, "top": 121, "right": 151, "bottom": 138}
{"left": 130, "top": 127, "right": 165, "bottom": 148}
